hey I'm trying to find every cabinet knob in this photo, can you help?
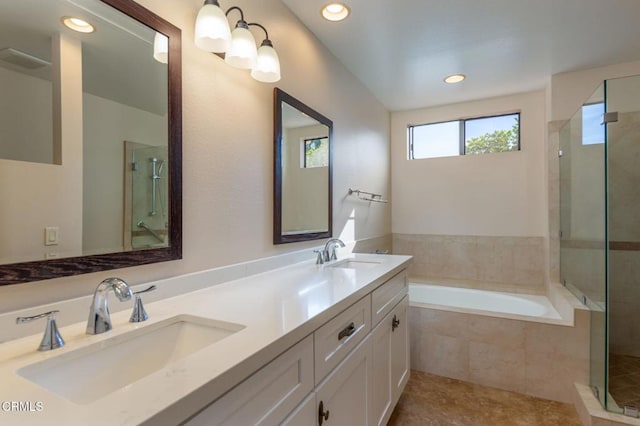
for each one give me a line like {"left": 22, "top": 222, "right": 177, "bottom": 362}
{"left": 392, "top": 314, "right": 400, "bottom": 332}
{"left": 318, "top": 400, "right": 330, "bottom": 425}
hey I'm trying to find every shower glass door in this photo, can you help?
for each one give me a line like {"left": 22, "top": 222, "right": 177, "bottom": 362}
{"left": 604, "top": 75, "right": 640, "bottom": 413}
{"left": 559, "top": 83, "right": 608, "bottom": 408}
{"left": 561, "top": 74, "right": 640, "bottom": 414}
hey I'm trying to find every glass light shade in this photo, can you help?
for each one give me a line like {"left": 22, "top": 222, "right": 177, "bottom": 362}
{"left": 153, "top": 32, "right": 169, "bottom": 64}
{"left": 225, "top": 25, "right": 257, "bottom": 69}
{"left": 251, "top": 43, "right": 281, "bottom": 83}
{"left": 194, "top": 3, "right": 231, "bottom": 53}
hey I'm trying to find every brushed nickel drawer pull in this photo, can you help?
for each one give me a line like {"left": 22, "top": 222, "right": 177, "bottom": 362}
{"left": 338, "top": 322, "right": 356, "bottom": 340}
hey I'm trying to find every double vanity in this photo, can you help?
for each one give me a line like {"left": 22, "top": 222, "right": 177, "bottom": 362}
{"left": 0, "top": 253, "right": 411, "bottom": 425}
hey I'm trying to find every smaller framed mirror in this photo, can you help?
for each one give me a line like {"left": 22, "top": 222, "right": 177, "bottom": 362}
{"left": 274, "top": 88, "right": 333, "bottom": 244}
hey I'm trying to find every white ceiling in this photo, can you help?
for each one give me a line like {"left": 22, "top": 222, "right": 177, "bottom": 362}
{"left": 281, "top": 0, "right": 640, "bottom": 111}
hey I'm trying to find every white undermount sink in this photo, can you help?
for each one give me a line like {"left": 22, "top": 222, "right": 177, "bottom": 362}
{"left": 17, "top": 315, "right": 245, "bottom": 404}
{"left": 329, "top": 259, "right": 381, "bottom": 270}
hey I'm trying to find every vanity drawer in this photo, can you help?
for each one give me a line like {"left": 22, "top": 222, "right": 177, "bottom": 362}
{"left": 371, "top": 270, "right": 407, "bottom": 327}
{"left": 314, "top": 295, "right": 371, "bottom": 384}
{"left": 186, "top": 335, "right": 313, "bottom": 426}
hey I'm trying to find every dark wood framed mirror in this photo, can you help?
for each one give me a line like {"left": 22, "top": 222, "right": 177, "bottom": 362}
{"left": 274, "top": 88, "right": 333, "bottom": 244}
{"left": 0, "top": 0, "right": 182, "bottom": 285}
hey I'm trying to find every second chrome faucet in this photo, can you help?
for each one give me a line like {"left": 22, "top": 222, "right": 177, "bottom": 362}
{"left": 315, "top": 238, "right": 346, "bottom": 264}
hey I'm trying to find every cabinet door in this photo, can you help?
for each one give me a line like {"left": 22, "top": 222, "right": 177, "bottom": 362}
{"left": 371, "top": 310, "right": 393, "bottom": 426}
{"left": 315, "top": 335, "right": 373, "bottom": 426}
{"left": 390, "top": 296, "right": 410, "bottom": 403}
{"left": 281, "top": 392, "right": 316, "bottom": 426}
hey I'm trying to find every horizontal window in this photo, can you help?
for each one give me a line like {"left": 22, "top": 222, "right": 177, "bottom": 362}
{"left": 408, "top": 112, "right": 520, "bottom": 159}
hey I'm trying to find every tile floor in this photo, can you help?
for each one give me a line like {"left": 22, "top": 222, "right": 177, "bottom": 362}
{"left": 609, "top": 353, "right": 640, "bottom": 409}
{"left": 388, "top": 370, "right": 582, "bottom": 425}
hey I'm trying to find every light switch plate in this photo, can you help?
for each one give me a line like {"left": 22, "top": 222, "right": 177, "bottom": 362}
{"left": 45, "top": 227, "right": 59, "bottom": 246}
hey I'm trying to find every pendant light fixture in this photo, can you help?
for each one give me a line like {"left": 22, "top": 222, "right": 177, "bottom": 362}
{"left": 194, "top": 1, "right": 281, "bottom": 82}
{"left": 195, "top": 0, "right": 231, "bottom": 53}
{"left": 224, "top": 8, "right": 257, "bottom": 69}
{"left": 251, "top": 30, "right": 281, "bottom": 83}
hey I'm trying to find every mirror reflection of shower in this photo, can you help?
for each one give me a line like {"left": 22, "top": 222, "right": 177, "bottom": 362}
{"left": 125, "top": 141, "right": 169, "bottom": 250}
{"left": 136, "top": 220, "right": 164, "bottom": 242}
{"left": 149, "top": 157, "right": 166, "bottom": 218}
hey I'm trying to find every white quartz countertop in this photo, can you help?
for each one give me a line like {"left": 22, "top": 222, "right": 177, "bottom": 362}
{"left": 0, "top": 253, "right": 411, "bottom": 425}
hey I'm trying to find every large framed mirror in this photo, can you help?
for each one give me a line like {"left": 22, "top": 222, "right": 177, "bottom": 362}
{"left": 0, "top": 0, "right": 182, "bottom": 285}
{"left": 274, "top": 88, "right": 332, "bottom": 244}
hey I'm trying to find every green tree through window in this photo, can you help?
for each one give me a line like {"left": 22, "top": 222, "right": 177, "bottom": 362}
{"left": 304, "top": 137, "right": 328, "bottom": 168}
{"left": 409, "top": 113, "right": 520, "bottom": 159}
{"left": 465, "top": 116, "right": 519, "bottom": 154}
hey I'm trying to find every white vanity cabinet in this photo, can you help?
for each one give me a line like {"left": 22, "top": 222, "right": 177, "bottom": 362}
{"left": 184, "top": 269, "right": 408, "bottom": 426}
{"left": 371, "top": 296, "right": 410, "bottom": 425}
{"left": 390, "top": 296, "right": 410, "bottom": 402}
{"left": 185, "top": 335, "right": 314, "bottom": 426}
{"left": 314, "top": 335, "right": 374, "bottom": 425}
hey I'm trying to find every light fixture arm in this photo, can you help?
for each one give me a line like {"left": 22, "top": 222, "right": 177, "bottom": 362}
{"left": 248, "top": 22, "right": 270, "bottom": 44}
{"left": 225, "top": 6, "right": 245, "bottom": 22}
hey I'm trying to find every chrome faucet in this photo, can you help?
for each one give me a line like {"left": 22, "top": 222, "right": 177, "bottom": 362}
{"left": 86, "top": 277, "right": 133, "bottom": 335}
{"left": 323, "top": 238, "right": 346, "bottom": 262}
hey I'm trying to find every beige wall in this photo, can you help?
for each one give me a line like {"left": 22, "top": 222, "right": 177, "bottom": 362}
{"left": 391, "top": 90, "right": 547, "bottom": 237}
{"left": 0, "top": 0, "right": 391, "bottom": 312}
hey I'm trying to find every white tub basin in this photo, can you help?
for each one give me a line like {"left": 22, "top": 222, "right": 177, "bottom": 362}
{"left": 329, "top": 259, "right": 381, "bottom": 270}
{"left": 17, "top": 315, "right": 245, "bottom": 404}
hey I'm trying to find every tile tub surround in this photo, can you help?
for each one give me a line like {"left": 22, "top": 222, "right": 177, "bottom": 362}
{"left": 388, "top": 370, "right": 582, "bottom": 426}
{"left": 408, "top": 300, "right": 590, "bottom": 403}
{"left": 392, "top": 234, "right": 546, "bottom": 291}
{"left": 0, "top": 253, "right": 411, "bottom": 426}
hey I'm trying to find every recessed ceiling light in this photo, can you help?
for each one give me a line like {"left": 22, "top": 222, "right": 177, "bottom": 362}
{"left": 444, "top": 74, "right": 465, "bottom": 84}
{"left": 321, "top": 3, "right": 350, "bottom": 22}
{"left": 61, "top": 17, "right": 95, "bottom": 33}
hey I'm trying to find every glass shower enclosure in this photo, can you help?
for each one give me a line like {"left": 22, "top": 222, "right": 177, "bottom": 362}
{"left": 560, "top": 74, "right": 640, "bottom": 415}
